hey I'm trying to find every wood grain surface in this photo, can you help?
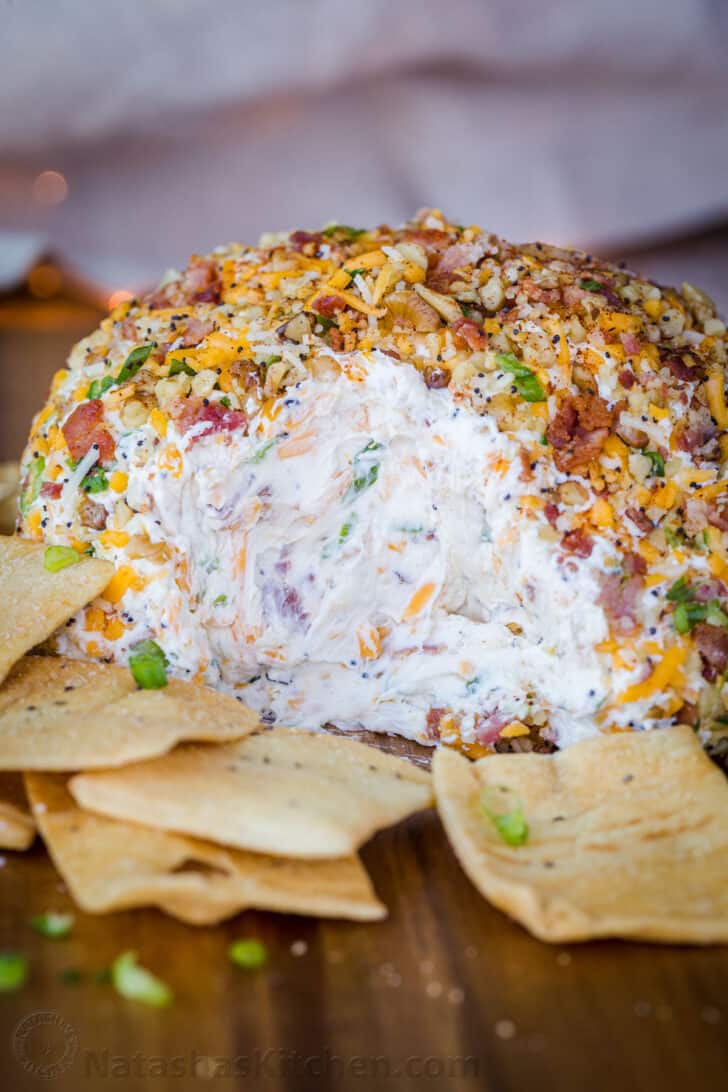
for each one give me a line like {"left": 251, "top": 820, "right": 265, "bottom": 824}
{"left": 1, "top": 288, "right": 726, "bottom": 1092}
{"left": 1, "top": 800, "right": 726, "bottom": 1092}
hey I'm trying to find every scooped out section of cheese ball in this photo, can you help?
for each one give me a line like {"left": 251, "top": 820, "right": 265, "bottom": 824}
{"left": 17, "top": 211, "right": 728, "bottom": 757}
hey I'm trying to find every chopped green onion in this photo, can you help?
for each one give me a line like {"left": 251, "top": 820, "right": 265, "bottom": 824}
{"left": 345, "top": 440, "right": 383, "bottom": 501}
{"left": 128, "top": 640, "right": 168, "bottom": 690}
{"left": 673, "top": 600, "right": 707, "bottom": 634}
{"left": 706, "top": 600, "right": 728, "bottom": 627}
{"left": 250, "top": 438, "right": 278, "bottom": 464}
{"left": 465, "top": 676, "right": 480, "bottom": 695}
{"left": 168, "top": 358, "right": 197, "bottom": 378}
{"left": 228, "top": 938, "right": 268, "bottom": 970}
{"left": 345, "top": 267, "right": 367, "bottom": 284}
{"left": 316, "top": 315, "right": 337, "bottom": 333}
{"left": 116, "top": 344, "right": 156, "bottom": 385}
{"left": 263, "top": 354, "right": 282, "bottom": 368}
{"left": 644, "top": 451, "right": 665, "bottom": 477}
{"left": 44, "top": 545, "right": 81, "bottom": 572}
{"left": 481, "top": 786, "right": 529, "bottom": 846}
{"left": 20, "top": 456, "right": 46, "bottom": 515}
{"left": 111, "top": 951, "right": 173, "bottom": 1007}
{"left": 579, "top": 279, "right": 604, "bottom": 293}
{"left": 81, "top": 466, "right": 109, "bottom": 493}
{"left": 667, "top": 576, "right": 693, "bottom": 602}
{"left": 213, "top": 594, "right": 228, "bottom": 606}
{"left": 30, "top": 911, "right": 75, "bottom": 939}
{"left": 59, "top": 968, "right": 84, "bottom": 985}
{"left": 338, "top": 512, "right": 358, "bottom": 544}
{"left": 495, "top": 352, "right": 546, "bottom": 403}
{"left": 397, "top": 524, "right": 423, "bottom": 535}
{"left": 0, "top": 952, "right": 27, "bottom": 992}
{"left": 321, "top": 224, "right": 366, "bottom": 240}
{"left": 87, "top": 375, "right": 115, "bottom": 400}
{"left": 664, "top": 526, "right": 687, "bottom": 548}
{"left": 219, "top": 397, "right": 231, "bottom": 409}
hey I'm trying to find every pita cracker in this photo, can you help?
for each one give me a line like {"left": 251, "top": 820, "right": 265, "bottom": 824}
{"left": 433, "top": 726, "right": 728, "bottom": 944}
{"left": 0, "top": 535, "right": 113, "bottom": 683}
{"left": 25, "top": 774, "right": 386, "bottom": 924}
{"left": 0, "top": 656, "right": 257, "bottom": 770}
{"left": 70, "top": 727, "right": 433, "bottom": 858}
{"left": 0, "top": 772, "right": 35, "bottom": 850}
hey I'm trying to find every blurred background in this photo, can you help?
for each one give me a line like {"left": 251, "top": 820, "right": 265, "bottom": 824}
{"left": 1, "top": 0, "right": 727, "bottom": 461}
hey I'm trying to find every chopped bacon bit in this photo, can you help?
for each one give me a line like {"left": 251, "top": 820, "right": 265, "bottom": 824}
{"left": 664, "top": 354, "right": 703, "bottom": 383}
{"left": 424, "top": 707, "right": 445, "bottom": 742}
{"left": 290, "top": 230, "right": 324, "bottom": 254}
{"left": 473, "top": 709, "right": 510, "bottom": 746}
{"left": 676, "top": 422, "right": 719, "bottom": 455}
{"left": 544, "top": 502, "right": 560, "bottom": 527}
{"left": 561, "top": 528, "right": 593, "bottom": 557}
{"left": 621, "top": 332, "right": 641, "bottom": 357}
{"left": 693, "top": 622, "right": 728, "bottom": 681}
{"left": 313, "top": 295, "right": 347, "bottom": 318}
{"left": 62, "top": 400, "right": 115, "bottom": 464}
{"left": 625, "top": 507, "right": 653, "bottom": 534}
{"left": 597, "top": 557, "right": 645, "bottom": 632}
{"left": 693, "top": 579, "right": 727, "bottom": 603}
{"left": 706, "top": 498, "right": 728, "bottom": 533}
{"left": 618, "top": 368, "right": 636, "bottom": 388}
{"left": 79, "top": 496, "right": 107, "bottom": 530}
{"left": 119, "top": 317, "right": 138, "bottom": 341}
{"left": 400, "top": 229, "right": 451, "bottom": 259}
{"left": 451, "top": 317, "right": 487, "bottom": 351}
{"left": 428, "top": 241, "right": 485, "bottom": 290}
{"left": 546, "top": 392, "right": 614, "bottom": 472}
{"left": 40, "top": 481, "right": 63, "bottom": 499}
{"left": 179, "top": 317, "right": 214, "bottom": 348}
{"left": 173, "top": 399, "right": 247, "bottom": 444}
{"left": 146, "top": 255, "right": 221, "bottom": 309}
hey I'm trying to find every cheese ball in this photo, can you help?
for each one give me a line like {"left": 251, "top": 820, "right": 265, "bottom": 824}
{"left": 17, "top": 210, "right": 728, "bottom": 757}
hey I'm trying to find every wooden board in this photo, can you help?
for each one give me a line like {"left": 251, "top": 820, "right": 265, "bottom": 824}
{"left": 1, "top": 794, "right": 726, "bottom": 1091}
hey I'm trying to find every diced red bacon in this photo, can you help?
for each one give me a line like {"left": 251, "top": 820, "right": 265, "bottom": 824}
{"left": 597, "top": 556, "right": 645, "bottom": 632}
{"left": 693, "top": 622, "right": 728, "bottom": 681}
{"left": 312, "top": 295, "right": 347, "bottom": 318}
{"left": 561, "top": 528, "right": 593, "bottom": 558}
{"left": 676, "top": 422, "right": 719, "bottom": 455}
{"left": 618, "top": 368, "right": 636, "bottom": 389}
{"left": 451, "top": 317, "right": 487, "bottom": 351}
{"left": 62, "top": 400, "right": 115, "bottom": 464}
{"left": 290, "top": 231, "right": 324, "bottom": 254}
{"left": 693, "top": 579, "right": 727, "bottom": 603}
{"left": 625, "top": 507, "right": 653, "bottom": 534}
{"left": 146, "top": 255, "right": 221, "bottom": 309}
{"left": 544, "top": 502, "right": 560, "bottom": 527}
{"left": 424, "top": 707, "right": 446, "bottom": 742}
{"left": 173, "top": 399, "right": 247, "bottom": 444}
{"left": 400, "top": 229, "right": 452, "bottom": 258}
{"left": 521, "top": 277, "right": 562, "bottom": 308}
{"left": 428, "top": 241, "right": 485, "bottom": 290}
{"left": 664, "top": 354, "right": 703, "bottom": 383}
{"left": 621, "top": 332, "right": 641, "bottom": 357}
{"left": 40, "top": 481, "right": 63, "bottom": 499}
{"left": 473, "top": 709, "right": 510, "bottom": 746}
{"left": 706, "top": 497, "right": 728, "bottom": 533}
{"left": 179, "top": 317, "right": 214, "bottom": 348}
{"left": 546, "top": 392, "right": 614, "bottom": 473}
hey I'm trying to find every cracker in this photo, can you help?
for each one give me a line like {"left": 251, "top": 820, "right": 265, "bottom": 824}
{"left": 0, "top": 772, "right": 35, "bottom": 850}
{"left": 25, "top": 774, "right": 386, "bottom": 924}
{"left": 69, "top": 727, "right": 433, "bottom": 858}
{"left": 0, "top": 535, "right": 113, "bottom": 683}
{"left": 433, "top": 726, "right": 728, "bottom": 944}
{"left": 0, "top": 656, "right": 257, "bottom": 770}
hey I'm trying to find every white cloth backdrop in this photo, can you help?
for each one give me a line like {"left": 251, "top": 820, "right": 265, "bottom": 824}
{"left": 1, "top": 0, "right": 727, "bottom": 288}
